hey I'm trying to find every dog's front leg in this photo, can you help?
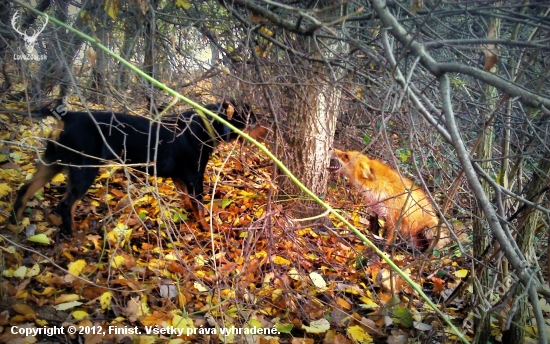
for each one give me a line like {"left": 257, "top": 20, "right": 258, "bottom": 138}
{"left": 174, "top": 178, "right": 210, "bottom": 230}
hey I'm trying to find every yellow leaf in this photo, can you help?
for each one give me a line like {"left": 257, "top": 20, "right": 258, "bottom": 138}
{"left": 172, "top": 314, "right": 194, "bottom": 330}
{"left": 68, "top": 259, "right": 87, "bottom": 276}
{"left": 195, "top": 255, "right": 207, "bottom": 266}
{"left": 303, "top": 318, "right": 330, "bottom": 334}
{"left": 54, "top": 301, "right": 83, "bottom": 311}
{"left": 359, "top": 296, "right": 378, "bottom": 310}
{"left": 12, "top": 303, "right": 36, "bottom": 320}
{"left": 309, "top": 272, "right": 327, "bottom": 289}
{"left": 111, "top": 255, "right": 126, "bottom": 268}
{"left": 54, "top": 294, "right": 80, "bottom": 305}
{"left": 15, "top": 290, "right": 29, "bottom": 299}
{"left": 135, "top": 195, "right": 154, "bottom": 206}
{"left": 140, "top": 295, "right": 151, "bottom": 315}
{"left": 2, "top": 267, "right": 15, "bottom": 277}
{"left": 72, "top": 310, "right": 88, "bottom": 319}
{"left": 239, "top": 190, "right": 256, "bottom": 197}
{"left": 14, "top": 266, "right": 27, "bottom": 279}
{"left": 454, "top": 269, "right": 469, "bottom": 278}
{"left": 176, "top": 0, "right": 191, "bottom": 10}
{"left": 51, "top": 174, "right": 65, "bottom": 183}
{"left": 98, "top": 171, "right": 111, "bottom": 179}
{"left": 271, "top": 288, "right": 283, "bottom": 301}
{"left": 259, "top": 307, "right": 278, "bottom": 316}
{"left": 273, "top": 256, "right": 290, "bottom": 265}
{"left": 259, "top": 27, "right": 274, "bottom": 37}
{"left": 255, "top": 250, "right": 267, "bottom": 259}
{"left": 164, "top": 253, "right": 178, "bottom": 261}
{"left": 254, "top": 206, "right": 264, "bottom": 217}
{"left": 0, "top": 183, "right": 12, "bottom": 197}
{"left": 28, "top": 234, "right": 51, "bottom": 245}
{"left": 347, "top": 325, "right": 373, "bottom": 343}
{"left": 36, "top": 319, "right": 48, "bottom": 326}
{"left": 0, "top": 168, "right": 20, "bottom": 182}
{"left": 107, "top": 223, "right": 132, "bottom": 245}
{"left": 101, "top": 291, "right": 112, "bottom": 310}
{"left": 220, "top": 289, "right": 234, "bottom": 299}
{"left": 104, "top": 0, "right": 118, "bottom": 19}
{"left": 26, "top": 263, "right": 41, "bottom": 277}
{"left": 336, "top": 297, "right": 351, "bottom": 310}
{"left": 32, "top": 287, "right": 55, "bottom": 296}
{"left": 194, "top": 282, "right": 208, "bottom": 292}
{"left": 288, "top": 268, "right": 301, "bottom": 280}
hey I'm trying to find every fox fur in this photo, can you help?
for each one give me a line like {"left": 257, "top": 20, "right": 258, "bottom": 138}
{"left": 329, "top": 149, "right": 438, "bottom": 250}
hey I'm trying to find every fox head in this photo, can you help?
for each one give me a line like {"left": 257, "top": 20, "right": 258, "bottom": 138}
{"left": 328, "top": 149, "right": 376, "bottom": 182}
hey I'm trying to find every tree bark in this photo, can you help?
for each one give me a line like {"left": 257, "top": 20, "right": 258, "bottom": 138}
{"left": 0, "top": 0, "right": 13, "bottom": 91}
{"left": 472, "top": 12, "right": 500, "bottom": 343}
{"left": 502, "top": 157, "right": 550, "bottom": 344}
{"left": 143, "top": 0, "right": 160, "bottom": 109}
{"left": 35, "top": 0, "right": 101, "bottom": 99}
{"left": 278, "top": 35, "right": 339, "bottom": 220}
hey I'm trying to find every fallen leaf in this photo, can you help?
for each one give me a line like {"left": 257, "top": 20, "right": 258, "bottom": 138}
{"left": 101, "top": 291, "right": 112, "bottom": 310}
{"left": 12, "top": 303, "right": 36, "bottom": 320}
{"left": 54, "top": 301, "right": 83, "bottom": 311}
{"left": 303, "top": 318, "right": 330, "bottom": 333}
{"left": 309, "top": 272, "right": 327, "bottom": 289}
{"left": 27, "top": 234, "right": 51, "bottom": 245}
{"left": 347, "top": 325, "right": 373, "bottom": 343}
{"left": 68, "top": 260, "right": 87, "bottom": 276}
{"left": 454, "top": 269, "right": 468, "bottom": 278}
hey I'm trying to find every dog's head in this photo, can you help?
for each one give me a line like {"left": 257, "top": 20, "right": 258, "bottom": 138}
{"left": 215, "top": 99, "right": 256, "bottom": 142}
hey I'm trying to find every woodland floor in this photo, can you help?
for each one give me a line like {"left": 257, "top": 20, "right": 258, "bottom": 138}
{"left": 0, "top": 101, "right": 543, "bottom": 344}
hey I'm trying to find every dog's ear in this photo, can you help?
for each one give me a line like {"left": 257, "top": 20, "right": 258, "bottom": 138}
{"left": 223, "top": 101, "right": 235, "bottom": 120}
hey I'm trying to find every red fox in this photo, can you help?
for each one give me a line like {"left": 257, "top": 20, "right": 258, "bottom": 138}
{"left": 328, "top": 149, "right": 438, "bottom": 250}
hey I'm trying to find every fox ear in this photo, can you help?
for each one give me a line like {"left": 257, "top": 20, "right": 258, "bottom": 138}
{"left": 360, "top": 161, "right": 375, "bottom": 180}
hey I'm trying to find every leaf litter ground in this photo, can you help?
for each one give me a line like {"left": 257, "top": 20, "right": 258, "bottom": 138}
{"left": 0, "top": 105, "right": 480, "bottom": 344}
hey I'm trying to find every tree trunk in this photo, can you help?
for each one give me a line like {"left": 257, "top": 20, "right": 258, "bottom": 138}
{"left": 143, "top": 0, "right": 160, "bottom": 109}
{"left": 472, "top": 12, "right": 500, "bottom": 344}
{"left": 117, "top": 24, "right": 139, "bottom": 90}
{"left": 87, "top": 47, "right": 105, "bottom": 103}
{"left": 279, "top": 34, "right": 339, "bottom": 220}
{"left": 471, "top": 117, "right": 492, "bottom": 344}
{"left": 502, "top": 157, "right": 550, "bottom": 343}
{"left": 0, "top": 0, "right": 14, "bottom": 92}
{"left": 35, "top": 0, "right": 101, "bottom": 99}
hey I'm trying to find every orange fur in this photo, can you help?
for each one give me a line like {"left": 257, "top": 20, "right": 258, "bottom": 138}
{"left": 331, "top": 149, "right": 438, "bottom": 249}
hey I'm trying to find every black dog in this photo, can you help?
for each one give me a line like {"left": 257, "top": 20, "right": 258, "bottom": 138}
{"left": 12, "top": 100, "right": 257, "bottom": 234}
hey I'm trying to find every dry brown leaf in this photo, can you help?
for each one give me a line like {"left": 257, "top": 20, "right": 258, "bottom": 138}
{"left": 336, "top": 297, "right": 352, "bottom": 310}
{"left": 110, "top": 188, "right": 125, "bottom": 198}
{"left": 431, "top": 276, "right": 445, "bottom": 293}
{"left": 166, "top": 261, "right": 186, "bottom": 274}
{"left": 249, "top": 12, "right": 267, "bottom": 24}
{"left": 12, "top": 303, "right": 36, "bottom": 320}
{"left": 140, "top": 311, "right": 173, "bottom": 326}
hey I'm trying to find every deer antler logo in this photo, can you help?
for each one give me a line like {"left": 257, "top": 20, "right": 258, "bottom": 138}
{"left": 11, "top": 11, "right": 49, "bottom": 53}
